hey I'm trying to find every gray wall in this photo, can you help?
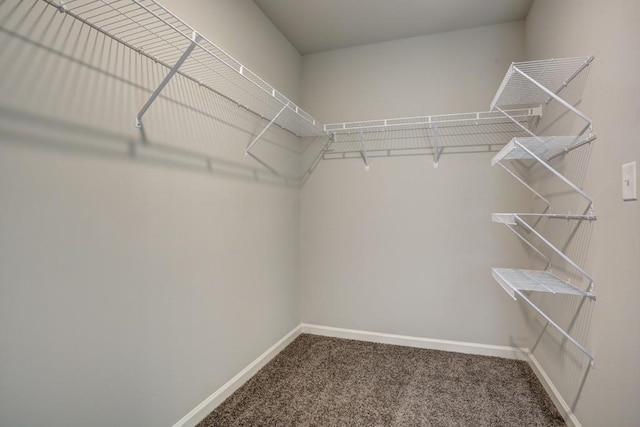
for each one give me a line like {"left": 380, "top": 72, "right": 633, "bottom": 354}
{"left": 0, "top": 0, "right": 302, "bottom": 426}
{"left": 525, "top": 1, "right": 640, "bottom": 425}
{"left": 299, "top": 22, "right": 533, "bottom": 345}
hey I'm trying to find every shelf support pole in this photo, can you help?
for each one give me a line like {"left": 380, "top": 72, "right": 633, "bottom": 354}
{"left": 245, "top": 102, "right": 289, "bottom": 155}
{"left": 359, "top": 129, "right": 370, "bottom": 171}
{"left": 136, "top": 31, "right": 202, "bottom": 128}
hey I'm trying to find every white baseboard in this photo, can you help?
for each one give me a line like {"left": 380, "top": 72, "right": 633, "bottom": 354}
{"left": 526, "top": 351, "right": 582, "bottom": 427}
{"left": 301, "top": 323, "right": 529, "bottom": 361}
{"left": 172, "top": 324, "right": 302, "bottom": 427}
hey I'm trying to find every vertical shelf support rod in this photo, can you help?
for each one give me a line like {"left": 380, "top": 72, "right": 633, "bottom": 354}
{"left": 136, "top": 30, "right": 202, "bottom": 128}
{"left": 245, "top": 102, "right": 290, "bottom": 155}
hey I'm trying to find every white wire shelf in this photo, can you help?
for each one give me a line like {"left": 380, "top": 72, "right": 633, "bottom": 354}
{"left": 44, "top": 0, "right": 325, "bottom": 137}
{"left": 492, "top": 213, "right": 596, "bottom": 288}
{"left": 490, "top": 56, "right": 594, "bottom": 110}
{"left": 324, "top": 108, "right": 540, "bottom": 135}
{"left": 492, "top": 268, "right": 591, "bottom": 300}
{"left": 492, "top": 267, "right": 595, "bottom": 366}
{"left": 490, "top": 135, "right": 594, "bottom": 166}
{"left": 492, "top": 213, "right": 596, "bottom": 225}
{"left": 322, "top": 108, "right": 541, "bottom": 163}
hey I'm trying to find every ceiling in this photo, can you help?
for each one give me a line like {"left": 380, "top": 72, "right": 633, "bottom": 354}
{"left": 253, "top": 0, "right": 533, "bottom": 55}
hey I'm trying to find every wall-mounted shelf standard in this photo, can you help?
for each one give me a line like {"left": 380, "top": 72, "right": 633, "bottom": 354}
{"left": 490, "top": 57, "right": 596, "bottom": 367}
{"left": 44, "top": 0, "right": 326, "bottom": 142}
{"left": 323, "top": 108, "right": 542, "bottom": 168}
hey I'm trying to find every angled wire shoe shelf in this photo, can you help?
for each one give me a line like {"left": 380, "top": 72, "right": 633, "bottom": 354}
{"left": 489, "top": 56, "right": 597, "bottom": 367}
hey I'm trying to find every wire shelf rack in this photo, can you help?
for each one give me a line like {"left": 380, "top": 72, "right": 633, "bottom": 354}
{"left": 492, "top": 268, "right": 591, "bottom": 299}
{"left": 492, "top": 213, "right": 596, "bottom": 225}
{"left": 490, "top": 56, "right": 594, "bottom": 110}
{"left": 324, "top": 109, "right": 539, "bottom": 134}
{"left": 492, "top": 267, "right": 595, "bottom": 365}
{"left": 322, "top": 108, "right": 541, "bottom": 164}
{"left": 43, "top": 0, "right": 325, "bottom": 137}
{"left": 490, "top": 57, "right": 596, "bottom": 367}
{"left": 490, "top": 135, "right": 592, "bottom": 166}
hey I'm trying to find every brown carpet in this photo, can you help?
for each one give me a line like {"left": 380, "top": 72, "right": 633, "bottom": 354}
{"left": 198, "top": 334, "right": 565, "bottom": 426}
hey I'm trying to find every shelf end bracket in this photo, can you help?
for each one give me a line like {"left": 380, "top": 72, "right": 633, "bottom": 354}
{"left": 245, "top": 102, "right": 290, "bottom": 155}
{"left": 135, "top": 31, "right": 202, "bottom": 128}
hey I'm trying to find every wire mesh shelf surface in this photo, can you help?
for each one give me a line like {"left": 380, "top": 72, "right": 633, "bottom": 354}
{"left": 323, "top": 108, "right": 541, "bottom": 158}
{"left": 490, "top": 56, "right": 593, "bottom": 110}
{"left": 325, "top": 108, "right": 539, "bottom": 134}
{"left": 490, "top": 135, "right": 587, "bottom": 166}
{"left": 43, "top": 0, "right": 325, "bottom": 137}
{"left": 492, "top": 268, "right": 591, "bottom": 300}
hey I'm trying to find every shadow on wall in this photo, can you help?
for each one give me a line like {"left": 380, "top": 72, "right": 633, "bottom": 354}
{"left": 0, "top": 0, "right": 327, "bottom": 188}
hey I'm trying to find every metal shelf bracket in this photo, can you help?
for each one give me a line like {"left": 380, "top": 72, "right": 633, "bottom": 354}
{"left": 433, "top": 125, "right": 443, "bottom": 168}
{"left": 245, "top": 102, "right": 290, "bottom": 156}
{"left": 135, "top": 30, "right": 202, "bottom": 128}
{"left": 359, "top": 129, "right": 370, "bottom": 171}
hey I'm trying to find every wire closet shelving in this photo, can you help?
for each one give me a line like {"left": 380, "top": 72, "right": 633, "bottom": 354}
{"left": 323, "top": 108, "right": 541, "bottom": 169}
{"left": 35, "top": 0, "right": 548, "bottom": 170}
{"left": 489, "top": 56, "right": 597, "bottom": 367}
{"left": 40, "top": 0, "right": 326, "bottom": 145}
{"left": 18, "top": 1, "right": 596, "bottom": 364}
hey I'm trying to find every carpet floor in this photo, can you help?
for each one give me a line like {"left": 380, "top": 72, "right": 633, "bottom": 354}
{"left": 198, "top": 334, "right": 565, "bottom": 426}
